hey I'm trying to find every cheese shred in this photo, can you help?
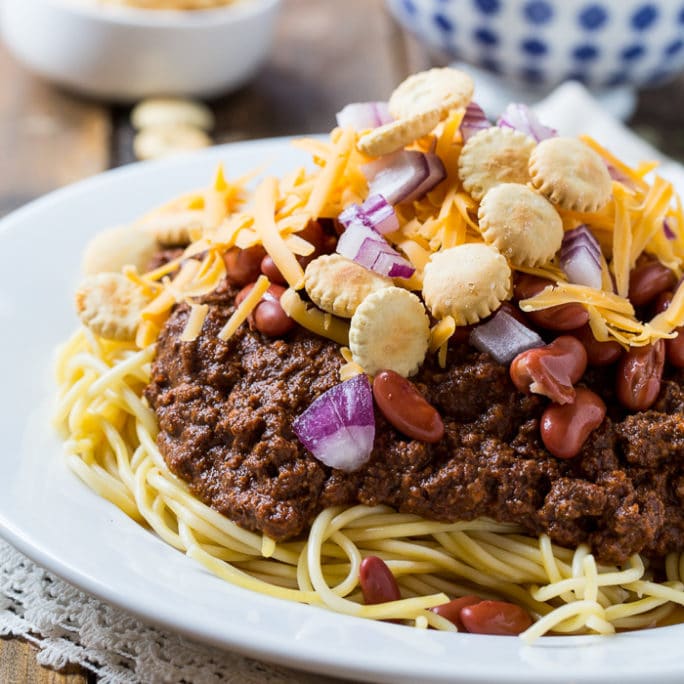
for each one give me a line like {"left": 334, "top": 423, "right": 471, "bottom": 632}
{"left": 218, "top": 275, "right": 270, "bottom": 341}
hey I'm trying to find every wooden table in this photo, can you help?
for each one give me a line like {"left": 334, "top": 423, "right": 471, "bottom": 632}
{"left": 1, "top": 0, "right": 683, "bottom": 680}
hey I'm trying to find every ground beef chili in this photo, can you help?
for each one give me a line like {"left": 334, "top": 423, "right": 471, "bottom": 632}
{"left": 144, "top": 280, "right": 684, "bottom": 565}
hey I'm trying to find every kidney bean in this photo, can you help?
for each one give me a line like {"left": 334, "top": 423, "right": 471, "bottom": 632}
{"left": 540, "top": 387, "right": 606, "bottom": 459}
{"left": 359, "top": 556, "right": 401, "bottom": 605}
{"left": 668, "top": 332, "right": 684, "bottom": 368}
{"left": 372, "top": 370, "right": 444, "bottom": 443}
{"left": 652, "top": 292, "right": 684, "bottom": 368}
{"left": 459, "top": 600, "right": 532, "bottom": 636}
{"left": 253, "top": 299, "right": 295, "bottom": 337}
{"left": 296, "top": 220, "right": 337, "bottom": 269}
{"left": 235, "top": 283, "right": 295, "bottom": 337}
{"left": 298, "top": 219, "right": 327, "bottom": 251}
{"left": 514, "top": 274, "right": 589, "bottom": 331}
{"left": 569, "top": 324, "right": 623, "bottom": 366}
{"left": 509, "top": 336, "right": 587, "bottom": 405}
{"left": 615, "top": 340, "right": 665, "bottom": 411}
{"left": 513, "top": 273, "right": 550, "bottom": 301}
{"left": 654, "top": 290, "right": 673, "bottom": 314}
{"left": 430, "top": 595, "right": 481, "bottom": 631}
{"left": 450, "top": 325, "right": 473, "bottom": 345}
{"left": 628, "top": 260, "right": 676, "bottom": 307}
{"left": 223, "top": 245, "right": 266, "bottom": 286}
{"left": 260, "top": 254, "right": 287, "bottom": 285}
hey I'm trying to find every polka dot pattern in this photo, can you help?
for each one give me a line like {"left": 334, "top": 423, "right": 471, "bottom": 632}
{"left": 474, "top": 27, "right": 499, "bottom": 46}
{"left": 578, "top": 5, "right": 608, "bottom": 30}
{"left": 631, "top": 4, "right": 658, "bottom": 31}
{"left": 524, "top": 1, "right": 553, "bottom": 24}
{"left": 386, "top": 0, "right": 684, "bottom": 89}
{"left": 402, "top": 0, "right": 416, "bottom": 15}
{"left": 666, "top": 39, "right": 684, "bottom": 57}
{"left": 473, "top": 0, "right": 500, "bottom": 14}
{"left": 434, "top": 13, "right": 454, "bottom": 32}
{"left": 573, "top": 44, "right": 600, "bottom": 61}
{"left": 522, "top": 38, "right": 548, "bottom": 56}
{"left": 621, "top": 44, "right": 646, "bottom": 61}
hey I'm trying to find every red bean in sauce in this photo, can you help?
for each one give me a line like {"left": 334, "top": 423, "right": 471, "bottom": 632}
{"left": 514, "top": 274, "right": 589, "bottom": 331}
{"left": 372, "top": 370, "right": 444, "bottom": 443}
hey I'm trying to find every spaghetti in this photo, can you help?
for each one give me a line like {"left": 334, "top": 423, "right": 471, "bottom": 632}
{"left": 55, "top": 326, "right": 684, "bottom": 641}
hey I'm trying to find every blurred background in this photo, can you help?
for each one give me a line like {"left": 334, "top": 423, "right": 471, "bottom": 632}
{"left": 0, "top": 0, "right": 683, "bottom": 681}
{"left": 1, "top": 0, "right": 683, "bottom": 219}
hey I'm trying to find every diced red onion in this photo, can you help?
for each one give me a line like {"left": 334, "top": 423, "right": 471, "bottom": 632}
{"left": 497, "top": 103, "right": 557, "bottom": 142}
{"left": 370, "top": 250, "right": 415, "bottom": 279}
{"left": 338, "top": 194, "right": 399, "bottom": 235}
{"left": 292, "top": 374, "right": 375, "bottom": 472}
{"left": 460, "top": 102, "right": 490, "bottom": 142}
{"left": 560, "top": 225, "right": 603, "bottom": 290}
{"left": 362, "top": 150, "right": 446, "bottom": 205}
{"left": 469, "top": 309, "right": 544, "bottom": 364}
{"left": 606, "top": 163, "right": 636, "bottom": 190}
{"left": 664, "top": 217, "right": 677, "bottom": 241}
{"left": 336, "top": 223, "right": 415, "bottom": 279}
{"left": 336, "top": 102, "right": 393, "bottom": 130}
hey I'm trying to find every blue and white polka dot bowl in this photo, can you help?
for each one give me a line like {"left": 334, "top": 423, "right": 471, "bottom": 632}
{"left": 387, "top": 0, "right": 684, "bottom": 89}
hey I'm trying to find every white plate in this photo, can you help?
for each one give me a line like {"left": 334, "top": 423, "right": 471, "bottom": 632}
{"left": 2, "top": 137, "right": 684, "bottom": 684}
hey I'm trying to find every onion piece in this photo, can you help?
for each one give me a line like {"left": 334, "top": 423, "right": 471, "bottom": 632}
{"left": 460, "top": 102, "right": 490, "bottom": 142}
{"left": 336, "top": 102, "right": 392, "bottom": 130}
{"left": 371, "top": 250, "right": 415, "bottom": 279}
{"left": 362, "top": 150, "right": 446, "bottom": 205}
{"left": 497, "top": 103, "right": 557, "bottom": 142}
{"left": 336, "top": 223, "right": 415, "bottom": 278}
{"left": 560, "top": 225, "right": 603, "bottom": 290}
{"left": 338, "top": 194, "right": 399, "bottom": 235}
{"left": 469, "top": 309, "right": 544, "bottom": 364}
{"left": 606, "top": 163, "right": 636, "bottom": 190}
{"left": 292, "top": 374, "right": 375, "bottom": 472}
{"left": 664, "top": 217, "right": 677, "bottom": 241}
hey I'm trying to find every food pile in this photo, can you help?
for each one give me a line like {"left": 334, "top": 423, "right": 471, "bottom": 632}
{"left": 71, "top": 67, "right": 684, "bottom": 635}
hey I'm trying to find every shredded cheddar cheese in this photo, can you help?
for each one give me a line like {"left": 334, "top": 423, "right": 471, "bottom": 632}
{"left": 339, "top": 346, "right": 365, "bottom": 380}
{"left": 611, "top": 183, "right": 634, "bottom": 297}
{"left": 141, "top": 290, "right": 177, "bottom": 327}
{"left": 203, "top": 164, "right": 250, "bottom": 230}
{"left": 135, "top": 319, "right": 160, "bottom": 349}
{"left": 304, "top": 127, "right": 357, "bottom": 219}
{"left": 123, "top": 265, "right": 164, "bottom": 298}
{"left": 280, "top": 288, "right": 349, "bottom": 346}
{"left": 521, "top": 282, "right": 677, "bottom": 347}
{"left": 204, "top": 164, "right": 230, "bottom": 229}
{"left": 429, "top": 316, "right": 456, "bottom": 353}
{"left": 119, "top": 117, "right": 684, "bottom": 354}
{"left": 631, "top": 176, "right": 674, "bottom": 265}
{"left": 181, "top": 303, "right": 209, "bottom": 342}
{"left": 218, "top": 275, "right": 270, "bottom": 341}
{"left": 650, "top": 280, "right": 684, "bottom": 333}
{"left": 520, "top": 283, "right": 634, "bottom": 316}
{"left": 580, "top": 135, "right": 653, "bottom": 195}
{"left": 253, "top": 178, "right": 305, "bottom": 289}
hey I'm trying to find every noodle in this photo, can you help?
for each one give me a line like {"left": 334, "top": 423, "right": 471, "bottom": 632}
{"left": 54, "top": 328, "right": 684, "bottom": 638}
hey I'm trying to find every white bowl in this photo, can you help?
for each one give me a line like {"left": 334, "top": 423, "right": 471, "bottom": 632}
{"left": 0, "top": 0, "right": 281, "bottom": 101}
